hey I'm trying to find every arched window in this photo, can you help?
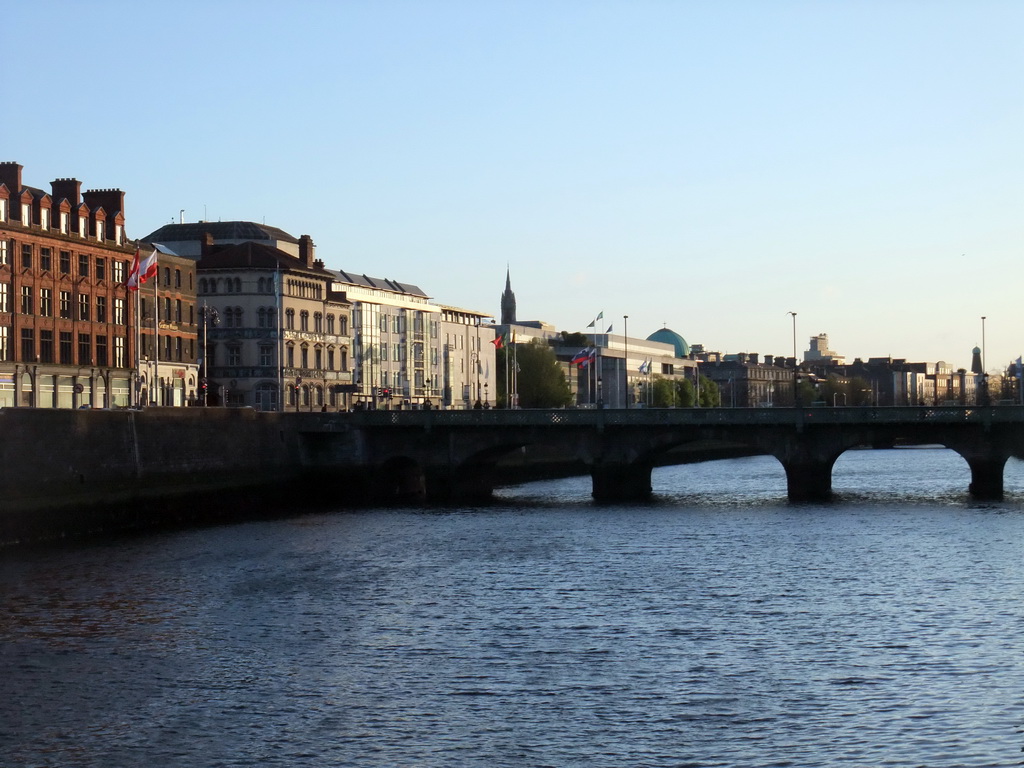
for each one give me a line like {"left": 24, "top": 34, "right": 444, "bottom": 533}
{"left": 314, "top": 312, "right": 323, "bottom": 333}
{"left": 286, "top": 309, "right": 295, "bottom": 330}
{"left": 300, "top": 344, "right": 309, "bottom": 369}
{"left": 339, "top": 316, "right": 348, "bottom": 335}
{"left": 300, "top": 311, "right": 309, "bottom": 331}
{"left": 258, "top": 308, "right": 267, "bottom": 328}
{"left": 267, "top": 308, "right": 276, "bottom": 328}
{"left": 234, "top": 278, "right": 242, "bottom": 293}
{"left": 326, "top": 314, "right": 335, "bottom": 334}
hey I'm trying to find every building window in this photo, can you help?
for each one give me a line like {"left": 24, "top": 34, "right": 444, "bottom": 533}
{"left": 40, "top": 208, "right": 49, "bottom": 231}
{"left": 175, "top": 299, "right": 182, "bottom": 323}
{"left": 286, "top": 344, "right": 294, "bottom": 368}
{"left": 314, "top": 347, "right": 323, "bottom": 369}
{"left": 286, "top": 309, "right": 295, "bottom": 330}
{"left": 96, "top": 296, "right": 107, "bottom": 323}
{"left": 78, "top": 215, "right": 87, "bottom": 238}
{"left": 314, "top": 312, "right": 323, "bottom": 333}
{"left": 96, "top": 220, "right": 104, "bottom": 241}
{"left": 60, "top": 291, "right": 71, "bottom": 319}
{"left": 39, "top": 330, "right": 54, "bottom": 363}
{"left": 227, "top": 345, "right": 241, "bottom": 366}
{"left": 20, "top": 286, "right": 32, "bottom": 314}
{"left": 301, "top": 345, "right": 309, "bottom": 369}
{"left": 21, "top": 328, "right": 33, "bottom": 361}
{"left": 0, "top": 240, "right": 7, "bottom": 265}
{"left": 341, "top": 350, "right": 348, "bottom": 371}
{"left": 78, "top": 334, "right": 91, "bottom": 365}
{"left": 114, "top": 298, "right": 125, "bottom": 325}
{"left": 59, "top": 250, "right": 70, "bottom": 274}
{"left": 326, "top": 314, "right": 335, "bottom": 334}
{"left": 112, "top": 259, "right": 126, "bottom": 283}
{"left": 300, "top": 311, "right": 309, "bottom": 331}
{"left": 164, "top": 267, "right": 171, "bottom": 287}
{"left": 0, "top": 283, "right": 7, "bottom": 313}
{"left": 0, "top": 198, "right": 6, "bottom": 221}
{"left": 40, "top": 248, "right": 52, "bottom": 272}
{"left": 0, "top": 327, "right": 7, "bottom": 361}
{"left": 21, "top": 203, "right": 30, "bottom": 226}
{"left": 59, "top": 332, "right": 73, "bottom": 364}
{"left": 78, "top": 294, "right": 89, "bottom": 321}
{"left": 115, "top": 224, "right": 123, "bottom": 245}
{"left": 327, "top": 348, "right": 335, "bottom": 370}
{"left": 163, "top": 297, "right": 170, "bottom": 322}
{"left": 60, "top": 211, "right": 69, "bottom": 234}
{"left": 175, "top": 269, "right": 181, "bottom": 288}
{"left": 175, "top": 337, "right": 183, "bottom": 362}
{"left": 259, "top": 345, "right": 273, "bottom": 367}
{"left": 95, "top": 258, "right": 106, "bottom": 281}
{"left": 21, "top": 244, "right": 31, "bottom": 270}
{"left": 78, "top": 254, "right": 89, "bottom": 277}
{"left": 115, "top": 336, "right": 126, "bottom": 368}
{"left": 258, "top": 308, "right": 267, "bottom": 328}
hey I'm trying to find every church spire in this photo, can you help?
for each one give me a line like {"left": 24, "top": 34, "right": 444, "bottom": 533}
{"left": 500, "top": 266, "right": 517, "bottom": 325}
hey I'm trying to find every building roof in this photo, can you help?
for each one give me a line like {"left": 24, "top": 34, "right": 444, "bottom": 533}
{"left": 143, "top": 221, "right": 300, "bottom": 245}
{"left": 196, "top": 241, "right": 329, "bottom": 276}
{"left": 647, "top": 327, "right": 690, "bottom": 358}
{"left": 329, "top": 269, "right": 428, "bottom": 299}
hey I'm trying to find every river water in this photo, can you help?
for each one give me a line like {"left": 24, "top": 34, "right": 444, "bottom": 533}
{"left": 2, "top": 448, "right": 1023, "bottom": 767}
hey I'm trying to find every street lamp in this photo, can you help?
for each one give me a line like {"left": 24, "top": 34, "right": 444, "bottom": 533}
{"left": 623, "top": 315, "right": 628, "bottom": 409}
{"left": 788, "top": 311, "right": 798, "bottom": 406}
{"left": 981, "top": 316, "right": 988, "bottom": 406}
{"left": 200, "top": 302, "right": 219, "bottom": 406}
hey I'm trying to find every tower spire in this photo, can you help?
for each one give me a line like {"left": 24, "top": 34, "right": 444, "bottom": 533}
{"left": 500, "top": 266, "right": 517, "bottom": 325}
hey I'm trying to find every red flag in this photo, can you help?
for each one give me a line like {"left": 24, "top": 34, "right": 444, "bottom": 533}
{"left": 491, "top": 334, "right": 504, "bottom": 350}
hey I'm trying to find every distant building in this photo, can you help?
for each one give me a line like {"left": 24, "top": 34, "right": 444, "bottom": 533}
{"left": 805, "top": 333, "right": 844, "bottom": 364}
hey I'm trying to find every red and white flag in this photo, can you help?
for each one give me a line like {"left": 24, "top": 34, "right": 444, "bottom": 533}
{"left": 127, "top": 247, "right": 159, "bottom": 290}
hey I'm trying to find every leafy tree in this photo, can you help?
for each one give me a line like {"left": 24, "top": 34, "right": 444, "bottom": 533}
{"left": 496, "top": 340, "right": 572, "bottom": 408}
{"left": 560, "top": 331, "right": 589, "bottom": 347}
{"left": 697, "top": 375, "right": 720, "bottom": 407}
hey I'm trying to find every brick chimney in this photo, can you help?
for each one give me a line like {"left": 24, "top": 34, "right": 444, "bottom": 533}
{"left": 0, "top": 161, "right": 23, "bottom": 195}
{"left": 299, "top": 234, "right": 315, "bottom": 268}
{"left": 51, "top": 178, "right": 82, "bottom": 207}
{"left": 82, "top": 188, "right": 125, "bottom": 220}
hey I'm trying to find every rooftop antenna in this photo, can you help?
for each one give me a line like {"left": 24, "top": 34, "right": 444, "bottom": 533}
{"left": 179, "top": 209, "right": 184, "bottom": 224}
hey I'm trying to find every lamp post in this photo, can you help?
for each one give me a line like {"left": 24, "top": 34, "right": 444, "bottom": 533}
{"left": 200, "top": 302, "right": 219, "bottom": 406}
{"left": 623, "top": 315, "right": 628, "bottom": 408}
{"left": 981, "top": 315, "right": 988, "bottom": 406}
{"left": 788, "top": 311, "right": 798, "bottom": 406}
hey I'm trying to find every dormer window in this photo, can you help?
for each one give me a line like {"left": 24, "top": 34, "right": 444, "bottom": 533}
{"left": 115, "top": 224, "right": 123, "bottom": 245}
{"left": 21, "top": 203, "right": 30, "bottom": 226}
{"left": 40, "top": 208, "right": 49, "bottom": 231}
{"left": 0, "top": 199, "right": 8, "bottom": 222}
{"left": 60, "top": 211, "right": 69, "bottom": 234}
{"left": 78, "top": 215, "right": 87, "bottom": 238}
{"left": 96, "top": 221, "right": 104, "bottom": 241}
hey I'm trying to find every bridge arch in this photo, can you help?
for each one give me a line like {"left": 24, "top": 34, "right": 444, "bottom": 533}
{"left": 375, "top": 456, "right": 426, "bottom": 501}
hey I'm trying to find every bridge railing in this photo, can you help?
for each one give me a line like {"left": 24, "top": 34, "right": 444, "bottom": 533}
{"left": 297, "top": 405, "right": 1024, "bottom": 429}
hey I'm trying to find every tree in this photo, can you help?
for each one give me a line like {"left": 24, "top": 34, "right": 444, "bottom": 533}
{"left": 496, "top": 340, "right": 572, "bottom": 408}
{"left": 697, "top": 375, "right": 720, "bottom": 407}
{"left": 560, "top": 331, "right": 589, "bottom": 347}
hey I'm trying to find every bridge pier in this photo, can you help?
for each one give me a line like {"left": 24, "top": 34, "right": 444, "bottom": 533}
{"left": 782, "top": 460, "right": 834, "bottom": 502}
{"left": 966, "top": 456, "right": 1006, "bottom": 500}
{"left": 591, "top": 463, "right": 652, "bottom": 502}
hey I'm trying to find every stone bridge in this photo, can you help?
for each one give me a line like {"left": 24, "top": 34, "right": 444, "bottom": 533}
{"left": 294, "top": 406, "right": 1024, "bottom": 503}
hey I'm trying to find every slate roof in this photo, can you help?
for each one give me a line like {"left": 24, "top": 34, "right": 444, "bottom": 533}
{"left": 197, "top": 241, "right": 328, "bottom": 275}
{"left": 330, "top": 269, "right": 428, "bottom": 298}
{"left": 142, "top": 221, "right": 300, "bottom": 244}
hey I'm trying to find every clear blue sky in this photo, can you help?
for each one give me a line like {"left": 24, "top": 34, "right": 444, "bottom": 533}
{"left": 6, "top": 1, "right": 1022, "bottom": 370}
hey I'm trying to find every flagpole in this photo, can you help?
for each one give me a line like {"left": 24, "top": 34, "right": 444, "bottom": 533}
{"left": 152, "top": 260, "right": 159, "bottom": 405}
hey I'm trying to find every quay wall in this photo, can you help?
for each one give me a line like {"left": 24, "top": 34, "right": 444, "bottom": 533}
{"left": 0, "top": 408, "right": 309, "bottom": 545}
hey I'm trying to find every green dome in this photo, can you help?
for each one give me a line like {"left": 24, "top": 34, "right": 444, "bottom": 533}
{"left": 647, "top": 328, "right": 690, "bottom": 358}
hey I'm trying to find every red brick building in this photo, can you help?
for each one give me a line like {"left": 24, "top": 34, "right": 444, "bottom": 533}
{"left": 0, "top": 162, "right": 138, "bottom": 407}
